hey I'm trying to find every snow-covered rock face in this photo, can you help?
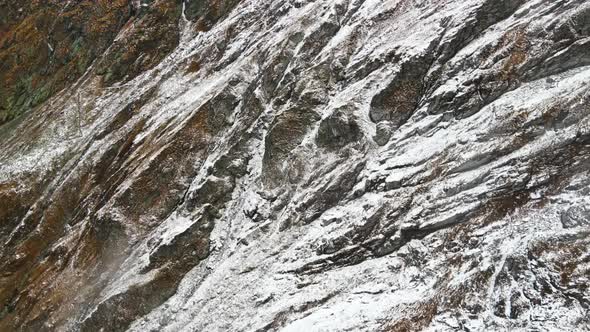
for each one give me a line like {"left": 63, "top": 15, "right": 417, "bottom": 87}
{"left": 1, "top": 0, "right": 590, "bottom": 331}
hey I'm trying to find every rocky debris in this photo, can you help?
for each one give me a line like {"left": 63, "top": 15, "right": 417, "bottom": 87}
{"left": 561, "top": 206, "right": 590, "bottom": 228}
{"left": 0, "top": 0, "right": 590, "bottom": 331}
{"left": 374, "top": 121, "right": 394, "bottom": 146}
{"left": 316, "top": 106, "right": 362, "bottom": 149}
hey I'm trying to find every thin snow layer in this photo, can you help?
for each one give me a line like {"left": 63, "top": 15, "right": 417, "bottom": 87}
{"left": 123, "top": 0, "right": 590, "bottom": 331}
{"left": 1, "top": 0, "right": 589, "bottom": 331}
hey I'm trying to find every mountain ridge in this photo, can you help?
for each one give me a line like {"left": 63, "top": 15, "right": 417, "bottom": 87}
{"left": 1, "top": 0, "right": 589, "bottom": 331}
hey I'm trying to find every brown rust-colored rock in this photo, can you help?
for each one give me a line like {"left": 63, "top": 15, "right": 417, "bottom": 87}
{"left": 0, "top": 0, "right": 133, "bottom": 125}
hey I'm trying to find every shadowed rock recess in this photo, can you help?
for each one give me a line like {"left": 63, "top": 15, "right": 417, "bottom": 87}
{"left": 1, "top": 0, "right": 589, "bottom": 331}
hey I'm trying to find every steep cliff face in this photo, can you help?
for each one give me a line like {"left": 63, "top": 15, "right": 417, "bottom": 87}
{"left": 0, "top": 0, "right": 589, "bottom": 331}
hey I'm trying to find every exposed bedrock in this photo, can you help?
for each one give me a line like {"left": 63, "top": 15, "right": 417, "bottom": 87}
{"left": 1, "top": 0, "right": 590, "bottom": 331}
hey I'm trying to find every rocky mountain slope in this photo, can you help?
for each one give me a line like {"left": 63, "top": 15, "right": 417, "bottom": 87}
{"left": 1, "top": 0, "right": 589, "bottom": 331}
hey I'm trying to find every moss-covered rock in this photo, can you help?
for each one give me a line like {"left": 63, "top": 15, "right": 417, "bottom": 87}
{"left": 0, "top": 0, "right": 133, "bottom": 125}
{"left": 0, "top": 0, "right": 244, "bottom": 126}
